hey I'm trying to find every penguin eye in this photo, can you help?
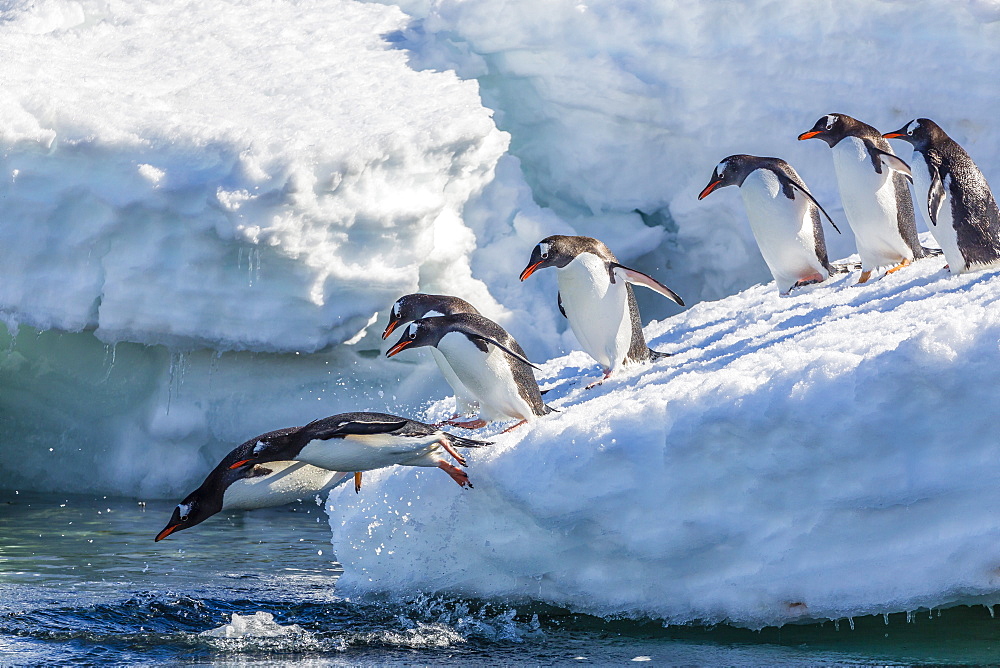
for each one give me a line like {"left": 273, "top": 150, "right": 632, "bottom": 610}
{"left": 541, "top": 249, "right": 549, "bottom": 259}
{"left": 177, "top": 503, "right": 191, "bottom": 521}
{"left": 409, "top": 329, "right": 418, "bottom": 340}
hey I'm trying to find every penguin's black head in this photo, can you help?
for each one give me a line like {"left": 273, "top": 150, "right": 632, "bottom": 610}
{"left": 798, "top": 113, "right": 857, "bottom": 147}
{"left": 154, "top": 491, "right": 220, "bottom": 542}
{"left": 519, "top": 235, "right": 588, "bottom": 280}
{"left": 385, "top": 318, "right": 448, "bottom": 357}
{"left": 698, "top": 155, "right": 761, "bottom": 199}
{"left": 383, "top": 294, "right": 476, "bottom": 340}
{"left": 225, "top": 431, "right": 301, "bottom": 472}
{"left": 883, "top": 118, "right": 943, "bottom": 151}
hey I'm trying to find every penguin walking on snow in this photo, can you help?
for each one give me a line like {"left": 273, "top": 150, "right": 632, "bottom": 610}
{"left": 519, "top": 235, "right": 684, "bottom": 387}
{"left": 884, "top": 118, "right": 1000, "bottom": 273}
{"left": 386, "top": 313, "right": 554, "bottom": 432}
{"left": 383, "top": 293, "right": 481, "bottom": 418}
{"left": 698, "top": 154, "right": 841, "bottom": 296}
{"left": 222, "top": 412, "right": 492, "bottom": 495}
{"left": 799, "top": 113, "right": 923, "bottom": 283}
{"left": 155, "top": 430, "right": 351, "bottom": 541}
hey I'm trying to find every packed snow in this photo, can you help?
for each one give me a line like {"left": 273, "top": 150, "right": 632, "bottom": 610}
{"left": 1, "top": 0, "right": 1000, "bottom": 629}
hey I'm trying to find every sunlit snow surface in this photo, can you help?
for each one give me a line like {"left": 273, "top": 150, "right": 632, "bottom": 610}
{"left": 331, "top": 252, "right": 1000, "bottom": 627}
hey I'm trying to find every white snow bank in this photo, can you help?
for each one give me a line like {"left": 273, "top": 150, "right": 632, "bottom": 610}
{"left": 378, "top": 0, "right": 1000, "bottom": 306}
{"left": 329, "top": 252, "right": 1000, "bottom": 627}
{"left": 0, "top": 0, "right": 538, "bottom": 352}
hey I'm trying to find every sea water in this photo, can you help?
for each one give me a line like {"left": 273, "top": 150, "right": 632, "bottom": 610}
{"left": 2, "top": 491, "right": 1000, "bottom": 666}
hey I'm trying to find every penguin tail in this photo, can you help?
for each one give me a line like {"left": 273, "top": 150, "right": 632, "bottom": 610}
{"left": 830, "top": 261, "right": 861, "bottom": 274}
{"left": 542, "top": 404, "right": 559, "bottom": 415}
{"left": 648, "top": 348, "right": 672, "bottom": 361}
{"left": 445, "top": 434, "right": 494, "bottom": 449}
{"left": 921, "top": 246, "right": 944, "bottom": 257}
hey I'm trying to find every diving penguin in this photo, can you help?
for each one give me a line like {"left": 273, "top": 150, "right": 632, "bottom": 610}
{"left": 884, "top": 118, "right": 1000, "bottom": 273}
{"left": 383, "top": 293, "right": 481, "bottom": 417}
{"left": 386, "top": 313, "right": 554, "bottom": 432}
{"left": 519, "top": 235, "right": 684, "bottom": 387}
{"left": 154, "top": 430, "right": 350, "bottom": 541}
{"left": 698, "top": 154, "right": 840, "bottom": 295}
{"left": 799, "top": 113, "right": 923, "bottom": 283}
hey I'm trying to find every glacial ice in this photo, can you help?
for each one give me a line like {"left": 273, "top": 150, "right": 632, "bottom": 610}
{"left": 1, "top": 0, "right": 999, "bottom": 629}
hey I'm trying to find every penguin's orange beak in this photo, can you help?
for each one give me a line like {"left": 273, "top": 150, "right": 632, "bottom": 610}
{"left": 798, "top": 130, "right": 823, "bottom": 140}
{"left": 382, "top": 319, "right": 400, "bottom": 340}
{"left": 882, "top": 132, "right": 905, "bottom": 139}
{"left": 386, "top": 339, "right": 412, "bottom": 357}
{"left": 155, "top": 523, "right": 180, "bottom": 542}
{"left": 229, "top": 458, "right": 253, "bottom": 470}
{"left": 698, "top": 180, "right": 722, "bottom": 200}
{"left": 519, "top": 261, "right": 543, "bottom": 281}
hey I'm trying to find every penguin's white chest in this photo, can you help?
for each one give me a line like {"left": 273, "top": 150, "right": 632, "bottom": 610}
{"left": 831, "top": 137, "right": 910, "bottom": 269}
{"left": 222, "top": 462, "right": 346, "bottom": 511}
{"left": 437, "top": 331, "right": 535, "bottom": 421}
{"left": 912, "top": 152, "right": 962, "bottom": 271}
{"left": 739, "top": 169, "right": 826, "bottom": 292}
{"left": 556, "top": 253, "right": 633, "bottom": 370}
{"left": 296, "top": 433, "right": 441, "bottom": 471}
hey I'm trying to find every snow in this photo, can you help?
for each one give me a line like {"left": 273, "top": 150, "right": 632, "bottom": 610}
{"left": 0, "top": 0, "right": 999, "bottom": 630}
{"left": 330, "top": 249, "right": 1000, "bottom": 627}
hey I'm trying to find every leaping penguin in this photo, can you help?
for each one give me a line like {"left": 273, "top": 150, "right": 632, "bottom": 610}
{"left": 698, "top": 154, "right": 840, "bottom": 296}
{"left": 884, "top": 118, "right": 1000, "bottom": 273}
{"left": 519, "top": 235, "right": 684, "bottom": 387}
{"left": 799, "top": 113, "right": 923, "bottom": 283}
{"left": 383, "top": 293, "right": 481, "bottom": 417}
{"left": 386, "top": 313, "right": 554, "bottom": 431}
{"left": 154, "top": 430, "right": 350, "bottom": 541}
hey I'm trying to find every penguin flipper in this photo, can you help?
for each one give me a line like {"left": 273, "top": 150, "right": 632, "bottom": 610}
{"left": 465, "top": 332, "right": 542, "bottom": 371}
{"left": 557, "top": 292, "right": 566, "bottom": 318}
{"left": 608, "top": 262, "right": 685, "bottom": 306}
{"left": 780, "top": 174, "right": 842, "bottom": 234}
{"left": 866, "top": 143, "right": 913, "bottom": 182}
{"left": 928, "top": 169, "right": 946, "bottom": 226}
{"left": 648, "top": 348, "right": 672, "bottom": 361}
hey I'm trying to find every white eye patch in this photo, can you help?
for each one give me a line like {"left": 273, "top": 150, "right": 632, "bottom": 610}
{"left": 253, "top": 440, "right": 266, "bottom": 453}
{"left": 177, "top": 503, "right": 191, "bottom": 519}
{"left": 825, "top": 114, "right": 836, "bottom": 130}
{"left": 906, "top": 119, "right": 920, "bottom": 134}
{"left": 405, "top": 323, "right": 419, "bottom": 337}
{"left": 715, "top": 160, "right": 728, "bottom": 176}
{"left": 539, "top": 242, "right": 550, "bottom": 257}
{"left": 392, "top": 301, "right": 401, "bottom": 317}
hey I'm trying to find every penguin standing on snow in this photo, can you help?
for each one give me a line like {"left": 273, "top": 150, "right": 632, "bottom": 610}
{"left": 383, "top": 293, "right": 480, "bottom": 417}
{"left": 223, "top": 412, "right": 492, "bottom": 494}
{"left": 799, "top": 113, "right": 923, "bottom": 283}
{"left": 698, "top": 154, "right": 841, "bottom": 295}
{"left": 519, "top": 235, "right": 684, "bottom": 387}
{"left": 884, "top": 118, "right": 1000, "bottom": 273}
{"left": 386, "top": 313, "right": 554, "bottom": 432}
{"left": 155, "top": 430, "right": 351, "bottom": 541}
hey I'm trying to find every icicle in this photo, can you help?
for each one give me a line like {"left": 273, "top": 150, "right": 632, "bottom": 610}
{"left": 834, "top": 619, "right": 840, "bottom": 631}
{"left": 883, "top": 613, "right": 889, "bottom": 625}
{"left": 986, "top": 604, "right": 995, "bottom": 618}
{"left": 848, "top": 617, "right": 855, "bottom": 631}
{"left": 905, "top": 610, "right": 913, "bottom": 623}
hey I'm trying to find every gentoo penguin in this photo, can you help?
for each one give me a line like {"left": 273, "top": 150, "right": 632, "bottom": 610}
{"left": 698, "top": 154, "right": 840, "bottom": 295}
{"left": 884, "top": 118, "right": 1000, "bottom": 273}
{"left": 154, "top": 429, "right": 350, "bottom": 541}
{"left": 519, "top": 235, "right": 684, "bottom": 386}
{"left": 224, "top": 412, "right": 492, "bottom": 492}
{"left": 386, "top": 313, "right": 554, "bottom": 431}
{"left": 799, "top": 113, "right": 922, "bottom": 283}
{"left": 383, "top": 294, "right": 480, "bottom": 417}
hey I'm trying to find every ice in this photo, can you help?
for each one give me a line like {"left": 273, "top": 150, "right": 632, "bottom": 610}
{"left": 330, "top": 250, "right": 1000, "bottom": 628}
{"left": 200, "top": 611, "right": 304, "bottom": 639}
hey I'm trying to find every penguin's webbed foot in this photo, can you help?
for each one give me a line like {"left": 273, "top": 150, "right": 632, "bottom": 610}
{"left": 498, "top": 419, "right": 528, "bottom": 434}
{"left": 585, "top": 369, "right": 614, "bottom": 390}
{"left": 438, "top": 438, "right": 468, "bottom": 467}
{"left": 793, "top": 273, "right": 825, "bottom": 289}
{"left": 354, "top": 472, "right": 363, "bottom": 494}
{"left": 884, "top": 258, "right": 911, "bottom": 275}
{"left": 438, "top": 461, "right": 472, "bottom": 488}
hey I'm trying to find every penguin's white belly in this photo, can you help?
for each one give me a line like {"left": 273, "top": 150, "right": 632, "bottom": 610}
{"left": 222, "top": 462, "right": 348, "bottom": 511}
{"left": 739, "top": 169, "right": 826, "bottom": 293}
{"left": 556, "top": 253, "right": 633, "bottom": 371}
{"left": 912, "top": 153, "right": 963, "bottom": 271}
{"left": 430, "top": 346, "right": 478, "bottom": 415}
{"left": 437, "top": 332, "right": 535, "bottom": 422}
{"left": 832, "top": 138, "right": 911, "bottom": 269}
{"left": 296, "top": 433, "right": 442, "bottom": 471}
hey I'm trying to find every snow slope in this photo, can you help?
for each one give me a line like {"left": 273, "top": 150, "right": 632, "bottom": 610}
{"left": 330, "top": 251, "right": 1000, "bottom": 628}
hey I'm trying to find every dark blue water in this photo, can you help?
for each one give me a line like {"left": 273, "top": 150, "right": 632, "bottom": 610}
{"left": 3, "top": 490, "right": 1000, "bottom": 666}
